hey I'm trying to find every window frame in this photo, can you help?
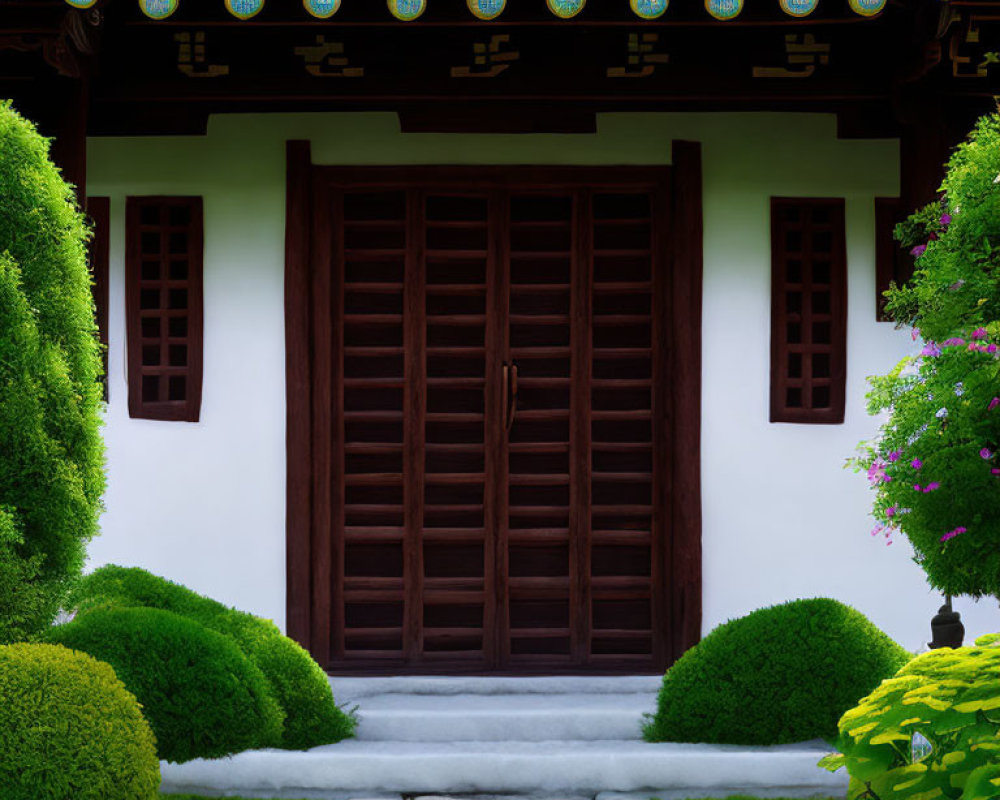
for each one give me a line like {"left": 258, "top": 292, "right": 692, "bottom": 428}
{"left": 125, "top": 195, "right": 204, "bottom": 422}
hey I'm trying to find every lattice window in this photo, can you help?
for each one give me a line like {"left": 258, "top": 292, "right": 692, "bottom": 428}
{"left": 769, "top": 198, "right": 846, "bottom": 424}
{"left": 125, "top": 197, "right": 203, "bottom": 421}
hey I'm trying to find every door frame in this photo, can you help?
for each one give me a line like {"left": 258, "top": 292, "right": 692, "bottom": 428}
{"left": 284, "top": 140, "right": 703, "bottom": 674}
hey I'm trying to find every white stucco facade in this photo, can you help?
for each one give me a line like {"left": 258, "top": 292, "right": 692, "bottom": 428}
{"left": 85, "top": 111, "right": 998, "bottom": 657}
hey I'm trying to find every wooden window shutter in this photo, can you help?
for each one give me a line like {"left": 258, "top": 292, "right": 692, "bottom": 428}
{"left": 769, "top": 198, "right": 846, "bottom": 424}
{"left": 125, "top": 196, "right": 204, "bottom": 421}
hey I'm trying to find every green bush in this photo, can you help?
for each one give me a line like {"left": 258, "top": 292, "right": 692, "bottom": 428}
{"left": 0, "top": 103, "right": 105, "bottom": 643}
{"left": 644, "top": 597, "right": 911, "bottom": 745}
{"left": 0, "top": 642, "right": 159, "bottom": 800}
{"left": 819, "top": 641, "right": 1000, "bottom": 800}
{"left": 69, "top": 565, "right": 355, "bottom": 749}
{"left": 856, "top": 112, "right": 1000, "bottom": 598}
{"left": 45, "top": 605, "right": 285, "bottom": 763}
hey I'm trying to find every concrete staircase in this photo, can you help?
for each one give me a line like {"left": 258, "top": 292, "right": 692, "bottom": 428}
{"left": 159, "top": 676, "right": 848, "bottom": 800}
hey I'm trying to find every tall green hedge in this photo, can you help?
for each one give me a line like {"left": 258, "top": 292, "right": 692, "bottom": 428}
{"left": 0, "top": 102, "right": 104, "bottom": 642}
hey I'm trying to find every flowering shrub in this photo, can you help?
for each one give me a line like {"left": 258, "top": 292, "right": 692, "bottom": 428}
{"left": 853, "top": 328, "right": 1000, "bottom": 596}
{"left": 858, "top": 111, "right": 1000, "bottom": 598}
{"left": 886, "top": 114, "right": 1000, "bottom": 342}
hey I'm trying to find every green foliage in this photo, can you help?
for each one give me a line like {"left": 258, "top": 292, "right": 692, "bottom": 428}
{"left": 45, "top": 605, "right": 285, "bottom": 763}
{"left": 0, "top": 642, "right": 159, "bottom": 800}
{"left": 885, "top": 114, "right": 1000, "bottom": 341}
{"left": 643, "top": 598, "right": 911, "bottom": 745}
{"left": 819, "top": 644, "right": 1000, "bottom": 800}
{"left": 0, "top": 102, "right": 105, "bottom": 642}
{"left": 856, "top": 111, "right": 1000, "bottom": 598}
{"left": 68, "top": 565, "right": 356, "bottom": 749}
{"left": 849, "top": 332, "right": 1000, "bottom": 596}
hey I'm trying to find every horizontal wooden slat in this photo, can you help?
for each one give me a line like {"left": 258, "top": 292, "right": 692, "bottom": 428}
{"left": 508, "top": 442, "right": 570, "bottom": 453}
{"left": 425, "top": 412, "right": 483, "bottom": 423}
{"left": 592, "top": 347, "right": 651, "bottom": 357}
{"left": 343, "top": 410, "right": 404, "bottom": 421}
{"left": 517, "top": 377, "right": 570, "bottom": 388}
{"left": 425, "top": 442, "right": 485, "bottom": 453}
{"left": 344, "top": 443, "right": 403, "bottom": 454}
{"left": 509, "top": 473, "right": 570, "bottom": 485}
{"left": 590, "top": 629, "right": 653, "bottom": 639}
{"left": 426, "top": 284, "right": 487, "bottom": 295}
{"left": 344, "top": 474, "right": 403, "bottom": 486}
{"left": 592, "top": 314, "right": 651, "bottom": 324}
{"left": 591, "top": 378, "right": 651, "bottom": 388}
{"left": 345, "top": 282, "right": 405, "bottom": 292}
{"left": 591, "top": 504, "right": 652, "bottom": 515}
{"left": 591, "top": 530, "right": 651, "bottom": 545}
{"left": 344, "top": 346, "right": 404, "bottom": 356}
{"left": 344, "top": 627, "right": 404, "bottom": 636}
{"left": 590, "top": 442, "right": 651, "bottom": 452}
{"left": 343, "top": 577, "right": 405, "bottom": 591}
{"left": 511, "top": 346, "right": 571, "bottom": 357}
{"left": 424, "top": 473, "right": 485, "bottom": 484}
{"left": 592, "top": 472, "right": 653, "bottom": 482}
{"left": 509, "top": 628, "right": 571, "bottom": 638}
{"left": 507, "top": 528, "right": 570, "bottom": 542}
{"left": 426, "top": 377, "right": 484, "bottom": 387}
{"left": 426, "top": 346, "right": 486, "bottom": 356}
{"left": 422, "top": 527, "right": 486, "bottom": 541}
{"left": 511, "top": 283, "right": 571, "bottom": 293}
{"left": 509, "top": 314, "right": 570, "bottom": 325}
{"left": 344, "top": 249, "right": 406, "bottom": 259}
{"left": 343, "top": 377, "right": 405, "bottom": 388}
{"left": 591, "top": 410, "right": 650, "bottom": 421}
{"left": 425, "top": 249, "right": 488, "bottom": 259}
{"left": 424, "top": 577, "right": 485, "bottom": 590}
{"left": 344, "top": 526, "right": 405, "bottom": 541}
{"left": 507, "top": 577, "right": 571, "bottom": 590}
{"left": 343, "top": 314, "right": 403, "bottom": 324}
{"left": 592, "top": 248, "right": 652, "bottom": 257}
{"left": 516, "top": 409, "right": 570, "bottom": 421}
{"left": 426, "top": 314, "right": 486, "bottom": 324}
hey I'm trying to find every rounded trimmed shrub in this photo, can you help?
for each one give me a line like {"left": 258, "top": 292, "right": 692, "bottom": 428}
{"left": 0, "top": 102, "right": 104, "bottom": 643}
{"left": 45, "top": 605, "right": 284, "bottom": 763}
{"left": 820, "top": 642, "right": 1000, "bottom": 800}
{"left": 0, "top": 643, "right": 159, "bottom": 800}
{"left": 644, "top": 597, "right": 911, "bottom": 745}
{"left": 68, "top": 565, "right": 355, "bottom": 749}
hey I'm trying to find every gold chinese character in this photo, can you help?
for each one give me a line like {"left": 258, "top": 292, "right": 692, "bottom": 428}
{"left": 752, "top": 33, "right": 830, "bottom": 79}
{"left": 451, "top": 35, "right": 519, "bottom": 78}
{"left": 607, "top": 33, "right": 669, "bottom": 78}
{"left": 950, "top": 15, "right": 1000, "bottom": 78}
{"left": 175, "top": 32, "right": 229, "bottom": 78}
{"left": 294, "top": 36, "right": 364, "bottom": 77}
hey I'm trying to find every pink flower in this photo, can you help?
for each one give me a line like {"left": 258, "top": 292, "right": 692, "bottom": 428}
{"left": 941, "top": 526, "right": 968, "bottom": 543}
{"left": 914, "top": 484, "right": 922, "bottom": 491}
{"left": 922, "top": 342, "right": 942, "bottom": 357}
{"left": 943, "top": 337, "right": 966, "bottom": 347}
{"left": 886, "top": 506, "right": 897, "bottom": 518}
{"left": 911, "top": 244, "right": 927, "bottom": 257}
{"left": 912, "top": 459, "right": 923, "bottom": 469}
{"left": 888, "top": 451, "right": 901, "bottom": 462}
{"left": 993, "top": 469, "right": 1000, "bottom": 476}
{"left": 924, "top": 482, "right": 940, "bottom": 492}
{"left": 982, "top": 448, "right": 993, "bottom": 460}
{"left": 912, "top": 328, "right": 921, "bottom": 341}
{"left": 973, "top": 327, "right": 988, "bottom": 340}
{"left": 990, "top": 397, "right": 1000, "bottom": 411}
{"left": 871, "top": 524, "right": 884, "bottom": 537}
{"left": 940, "top": 213, "right": 952, "bottom": 226}
{"left": 990, "top": 344, "right": 998, "bottom": 354}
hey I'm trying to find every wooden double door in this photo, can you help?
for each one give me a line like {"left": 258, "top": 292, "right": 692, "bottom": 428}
{"left": 287, "top": 153, "right": 703, "bottom": 674}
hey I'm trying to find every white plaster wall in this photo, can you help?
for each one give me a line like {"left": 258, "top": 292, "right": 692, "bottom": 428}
{"left": 87, "top": 112, "right": 999, "bottom": 655}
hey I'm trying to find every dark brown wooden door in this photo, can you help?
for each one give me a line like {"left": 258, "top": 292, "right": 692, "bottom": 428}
{"left": 296, "top": 163, "right": 696, "bottom": 674}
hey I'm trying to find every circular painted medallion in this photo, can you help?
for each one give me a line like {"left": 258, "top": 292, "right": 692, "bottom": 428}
{"left": 139, "top": 0, "right": 179, "bottom": 20}
{"left": 629, "top": 0, "right": 668, "bottom": 20}
{"left": 848, "top": 0, "right": 885, "bottom": 16}
{"left": 388, "top": 0, "right": 425, "bottom": 21}
{"left": 468, "top": 0, "right": 506, "bottom": 20}
{"left": 546, "top": 0, "right": 585, "bottom": 19}
{"left": 304, "top": 0, "right": 341, "bottom": 18}
{"left": 779, "top": 0, "right": 817, "bottom": 17}
{"left": 65, "top": 0, "right": 99, "bottom": 9}
{"left": 225, "top": 0, "right": 264, "bottom": 19}
{"left": 705, "top": 0, "right": 742, "bottom": 20}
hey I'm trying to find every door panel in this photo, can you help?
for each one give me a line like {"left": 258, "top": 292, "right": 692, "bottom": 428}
{"left": 312, "top": 168, "right": 675, "bottom": 673}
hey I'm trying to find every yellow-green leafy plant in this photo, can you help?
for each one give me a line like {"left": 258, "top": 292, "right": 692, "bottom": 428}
{"left": 0, "top": 643, "right": 160, "bottom": 800}
{"left": 819, "top": 641, "right": 1000, "bottom": 800}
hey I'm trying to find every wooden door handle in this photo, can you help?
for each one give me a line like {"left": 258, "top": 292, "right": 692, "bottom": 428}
{"left": 502, "top": 363, "right": 509, "bottom": 434}
{"left": 506, "top": 362, "right": 518, "bottom": 433}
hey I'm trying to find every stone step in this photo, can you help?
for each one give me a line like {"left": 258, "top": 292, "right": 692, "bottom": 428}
{"left": 353, "top": 692, "right": 656, "bottom": 742}
{"left": 331, "top": 675, "right": 663, "bottom": 704}
{"left": 160, "top": 738, "right": 848, "bottom": 800}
